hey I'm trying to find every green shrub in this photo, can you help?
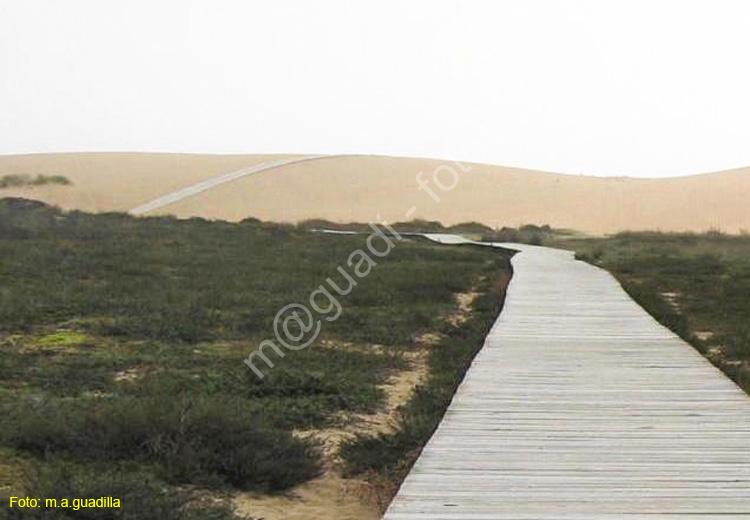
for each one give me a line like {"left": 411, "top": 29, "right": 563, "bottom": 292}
{"left": 0, "top": 462, "right": 233, "bottom": 520}
{"left": 2, "top": 396, "right": 320, "bottom": 492}
{"left": 725, "top": 326, "right": 750, "bottom": 359}
{"left": 620, "top": 282, "right": 691, "bottom": 341}
{"left": 341, "top": 273, "right": 508, "bottom": 476}
{"left": 0, "top": 174, "right": 71, "bottom": 189}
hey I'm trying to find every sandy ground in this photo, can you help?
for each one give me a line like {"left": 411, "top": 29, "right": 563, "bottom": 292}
{"left": 233, "top": 344, "right": 428, "bottom": 520}
{"left": 1, "top": 153, "right": 749, "bottom": 234}
{"left": 232, "top": 291, "right": 478, "bottom": 520}
{"left": 0, "top": 153, "right": 750, "bottom": 234}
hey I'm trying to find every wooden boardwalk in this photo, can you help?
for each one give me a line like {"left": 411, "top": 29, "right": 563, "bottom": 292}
{"left": 384, "top": 238, "right": 750, "bottom": 519}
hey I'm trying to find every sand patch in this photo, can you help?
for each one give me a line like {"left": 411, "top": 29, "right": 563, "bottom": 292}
{"left": 296, "top": 346, "right": 430, "bottom": 463}
{"left": 233, "top": 473, "right": 379, "bottom": 520}
{"left": 660, "top": 291, "right": 682, "bottom": 313}
{"left": 232, "top": 345, "right": 428, "bottom": 519}
{"left": 318, "top": 339, "right": 389, "bottom": 356}
{"left": 235, "top": 351, "right": 427, "bottom": 516}
{"left": 449, "top": 290, "right": 479, "bottom": 327}
{"left": 233, "top": 289, "right": 479, "bottom": 518}
{"left": 113, "top": 366, "right": 151, "bottom": 383}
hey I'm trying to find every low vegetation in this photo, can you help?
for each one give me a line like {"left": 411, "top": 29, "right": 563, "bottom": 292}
{"left": 0, "top": 198, "right": 512, "bottom": 517}
{"left": 0, "top": 174, "right": 72, "bottom": 189}
{"left": 560, "top": 231, "right": 750, "bottom": 394}
{"left": 341, "top": 269, "right": 509, "bottom": 480}
{"left": 300, "top": 218, "right": 565, "bottom": 245}
{"left": 3, "top": 464, "right": 235, "bottom": 520}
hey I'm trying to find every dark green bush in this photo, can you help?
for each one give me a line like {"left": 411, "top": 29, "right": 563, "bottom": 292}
{"left": 2, "top": 396, "right": 320, "bottom": 492}
{"left": 0, "top": 463, "right": 233, "bottom": 520}
{"left": 725, "top": 325, "right": 750, "bottom": 359}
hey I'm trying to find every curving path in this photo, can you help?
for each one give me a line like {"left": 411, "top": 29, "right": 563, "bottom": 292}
{"left": 129, "top": 155, "right": 339, "bottom": 215}
{"left": 386, "top": 235, "right": 750, "bottom": 519}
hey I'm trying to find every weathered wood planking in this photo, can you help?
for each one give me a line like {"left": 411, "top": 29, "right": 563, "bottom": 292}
{"left": 384, "top": 237, "right": 750, "bottom": 519}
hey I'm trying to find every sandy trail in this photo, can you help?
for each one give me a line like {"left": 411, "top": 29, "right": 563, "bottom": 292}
{"left": 130, "top": 155, "right": 335, "bottom": 215}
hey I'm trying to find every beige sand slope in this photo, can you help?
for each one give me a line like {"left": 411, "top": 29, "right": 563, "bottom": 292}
{"left": 1, "top": 153, "right": 749, "bottom": 234}
{"left": 0, "top": 153, "right": 294, "bottom": 213}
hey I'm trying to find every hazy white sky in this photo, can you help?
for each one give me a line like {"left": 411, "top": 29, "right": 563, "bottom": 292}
{"left": 1, "top": 0, "right": 749, "bottom": 177}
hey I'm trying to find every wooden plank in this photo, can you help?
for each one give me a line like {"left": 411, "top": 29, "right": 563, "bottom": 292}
{"left": 383, "top": 238, "right": 750, "bottom": 519}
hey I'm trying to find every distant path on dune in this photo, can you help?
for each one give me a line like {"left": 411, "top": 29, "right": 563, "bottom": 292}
{"left": 3, "top": 153, "right": 748, "bottom": 233}
{"left": 129, "top": 155, "right": 337, "bottom": 215}
{"left": 385, "top": 234, "right": 750, "bottom": 519}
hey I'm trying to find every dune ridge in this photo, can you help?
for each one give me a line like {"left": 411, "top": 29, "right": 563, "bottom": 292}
{"left": 1, "top": 153, "right": 748, "bottom": 234}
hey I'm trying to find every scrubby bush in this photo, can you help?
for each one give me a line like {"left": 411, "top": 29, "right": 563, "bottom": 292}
{"left": 725, "top": 325, "right": 750, "bottom": 359}
{"left": 0, "top": 174, "right": 71, "bottom": 189}
{"left": 0, "top": 198, "right": 515, "bottom": 507}
{"left": 0, "top": 463, "right": 233, "bottom": 520}
{"left": 0, "top": 199, "right": 504, "bottom": 346}
{"left": 2, "top": 395, "right": 320, "bottom": 492}
{"left": 341, "top": 274, "right": 508, "bottom": 477}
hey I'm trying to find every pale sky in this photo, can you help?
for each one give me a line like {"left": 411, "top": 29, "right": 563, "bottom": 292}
{"left": 1, "top": 0, "right": 749, "bottom": 177}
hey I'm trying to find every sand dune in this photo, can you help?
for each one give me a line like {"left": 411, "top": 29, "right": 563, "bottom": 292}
{"left": 1, "top": 153, "right": 748, "bottom": 234}
{"left": 0, "top": 153, "right": 294, "bottom": 213}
